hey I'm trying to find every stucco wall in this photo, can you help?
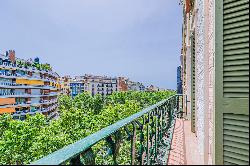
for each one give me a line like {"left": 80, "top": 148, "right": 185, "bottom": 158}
{"left": 182, "top": 0, "right": 215, "bottom": 164}
{"left": 207, "top": 0, "right": 215, "bottom": 164}
{"left": 195, "top": 0, "right": 205, "bottom": 162}
{"left": 195, "top": 0, "right": 215, "bottom": 164}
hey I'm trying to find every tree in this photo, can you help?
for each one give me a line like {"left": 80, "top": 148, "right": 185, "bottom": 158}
{"left": 0, "top": 91, "right": 175, "bottom": 164}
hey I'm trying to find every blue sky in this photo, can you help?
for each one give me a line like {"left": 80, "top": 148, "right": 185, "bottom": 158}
{"left": 0, "top": 0, "right": 182, "bottom": 89}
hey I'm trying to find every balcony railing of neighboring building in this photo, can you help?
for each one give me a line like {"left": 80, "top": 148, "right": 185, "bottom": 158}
{"left": 0, "top": 99, "right": 58, "bottom": 109}
{"left": 39, "top": 99, "right": 58, "bottom": 105}
{"left": 105, "top": 84, "right": 113, "bottom": 88}
{"left": 97, "top": 88, "right": 104, "bottom": 91}
{"left": 0, "top": 61, "right": 58, "bottom": 77}
{"left": 0, "top": 92, "right": 25, "bottom": 96}
{"left": 0, "top": 82, "right": 56, "bottom": 89}
{"left": 0, "top": 92, "right": 59, "bottom": 97}
{"left": 31, "top": 94, "right": 186, "bottom": 165}
{"left": 0, "top": 62, "right": 16, "bottom": 68}
{"left": 97, "top": 84, "right": 104, "bottom": 87}
{"left": 12, "top": 104, "right": 58, "bottom": 120}
{"left": 0, "top": 72, "right": 57, "bottom": 83}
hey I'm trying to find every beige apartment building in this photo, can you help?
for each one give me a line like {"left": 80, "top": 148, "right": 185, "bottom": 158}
{"left": 59, "top": 75, "right": 71, "bottom": 96}
{"left": 181, "top": 0, "right": 249, "bottom": 165}
{"left": 60, "top": 74, "right": 150, "bottom": 97}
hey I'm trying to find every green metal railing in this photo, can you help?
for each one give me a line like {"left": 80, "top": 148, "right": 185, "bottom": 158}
{"left": 31, "top": 94, "right": 186, "bottom": 165}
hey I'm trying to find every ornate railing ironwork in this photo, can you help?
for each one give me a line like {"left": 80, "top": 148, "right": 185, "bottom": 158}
{"left": 31, "top": 94, "right": 186, "bottom": 165}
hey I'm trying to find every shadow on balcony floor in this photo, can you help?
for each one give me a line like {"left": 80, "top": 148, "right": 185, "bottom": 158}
{"left": 168, "top": 118, "right": 203, "bottom": 165}
{"left": 168, "top": 118, "right": 186, "bottom": 165}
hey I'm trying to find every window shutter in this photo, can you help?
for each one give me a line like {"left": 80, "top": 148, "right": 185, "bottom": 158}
{"left": 215, "top": 0, "right": 249, "bottom": 165}
{"left": 190, "top": 30, "right": 196, "bottom": 133}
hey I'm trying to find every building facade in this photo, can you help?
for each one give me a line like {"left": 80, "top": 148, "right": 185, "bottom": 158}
{"left": 181, "top": 0, "right": 249, "bottom": 164}
{"left": 60, "top": 74, "right": 150, "bottom": 97}
{"left": 70, "top": 82, "right": 84, "bottom": 97}
{"left": 85, "top": 75, "right": 118, "bottom": 97}
{"left": 127, "top": 80, "right": 145, "bottom": 91}
{"left": 117, "top": 77, "right": 128, "bottom": 91}
{"left": 145, "top": 85, "right": 160, "bottom": 92}
{"left": 60, "top": 75, "right": 71, "bottom": 96}
{"left": 0, "top": 50, "right": 60, "bottom": 120}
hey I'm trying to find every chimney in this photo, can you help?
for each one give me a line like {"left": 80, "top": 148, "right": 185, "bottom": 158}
{"left": 9, "top": 50, "right": 16, "bottom": 63}
{"left": 185, "top": 0, "right": 191, "bottom": 14}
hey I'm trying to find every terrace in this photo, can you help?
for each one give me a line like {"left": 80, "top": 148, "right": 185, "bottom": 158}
{"left": 29, "top": 94, "right": 202, "bottom": 165}
{"left": 0, "top": 58, "right": 58, "bottom": 78}
{"left": 12, "top": 104, "right": 58, "bottom": 120}
{"left": 0, "top": 92, "right": 59, "bottom": 98}
{"left": 0, "top": 82, "right": 56, "bottom": 89}
{"left": 0, "top": 99, "right": 58, "bottom": 108}
{"left": 0, "top": 73, "right": 57, "bottom": 84}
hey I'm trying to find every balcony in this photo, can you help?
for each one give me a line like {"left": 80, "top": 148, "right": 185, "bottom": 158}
{"left": 0, "top": 100, "right": 57, "bottom": 108}
{"left": 106, "top": 84, "right": 113, "bottom": 88}
{"left": 0, "top": 61, "right": 58, "bottom": 77}
{"left": 0, "top": 92, "right": 59, "bottom": 98}
{"left": 0, "top": 72, "right": 56, "bottom": 83}
{"left": 0, "top": 73, "right": 16, "bottom": 77}
{"left": 31, "top": 95, "right": 185, "bottom": 165}
{"left": 0, "top": 82, "right": 15, "bottom": 86}
{"left": 12, "top": 103, "right": 58, "bottom": 120}
{"left": 0, "top": 82, "right": 55, "bottom": 89}
{"left": 0, "top": 62, "right": 16, "bottom": 68}
{"left": 97, "top": 84, "right": 104, "bottom": 87}
{"left": 97, "top": 88, "right": 104, "bottom": 91}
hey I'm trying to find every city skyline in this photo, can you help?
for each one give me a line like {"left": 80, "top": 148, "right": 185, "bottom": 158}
{"left": 0, "top": 0, "right": 183, "bottom": 89}
{"left": 0, "top": 50, "right": 174, "bottom": 91}
{"left": 62, "top": 73, "right": 169, "bottom": 90}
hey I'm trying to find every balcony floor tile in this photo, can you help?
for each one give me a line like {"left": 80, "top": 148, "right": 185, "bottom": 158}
{"left": 167, "top": 118, "right": 203, "bottom": 165}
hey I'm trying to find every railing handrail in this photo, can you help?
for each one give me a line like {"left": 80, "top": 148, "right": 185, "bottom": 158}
{"left": 31, "top": 94, "right": 181, "bottom": 165}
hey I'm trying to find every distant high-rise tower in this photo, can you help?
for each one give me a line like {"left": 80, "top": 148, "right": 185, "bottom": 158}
{"left": 177, "top": 66, "right": 182, "bottom": 94}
